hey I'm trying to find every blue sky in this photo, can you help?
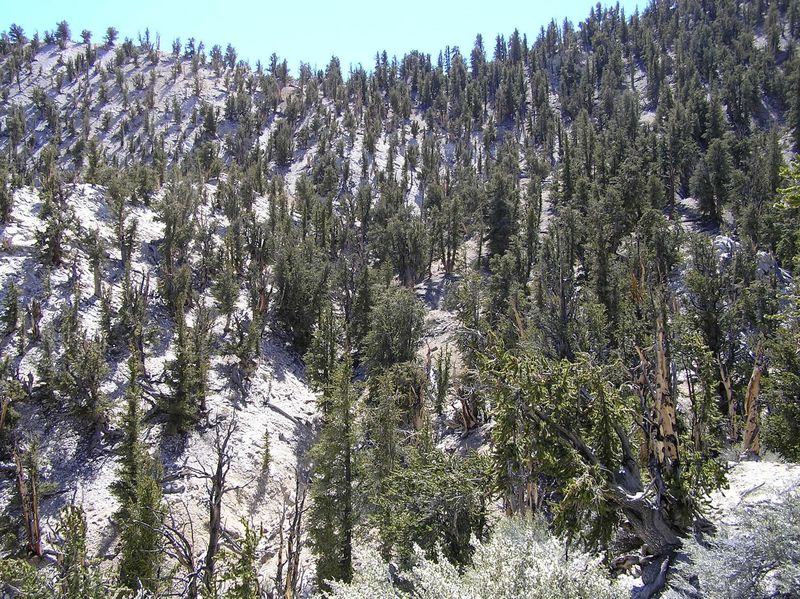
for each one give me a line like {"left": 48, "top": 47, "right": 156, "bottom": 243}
{"left": 4, "top": 0, "right": 643, "bottom": 73}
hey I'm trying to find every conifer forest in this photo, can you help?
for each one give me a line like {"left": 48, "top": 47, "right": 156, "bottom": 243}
{"left": 1, "top": 0, "right": 800, "bottom": 597}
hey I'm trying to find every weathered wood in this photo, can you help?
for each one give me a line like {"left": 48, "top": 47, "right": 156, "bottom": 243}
{"left": 654, "top": 318, "right": 679, "bottom": 475}
{"left": 13, "top": 446, "right": 42, "bottom": 557}
{"left": 742, "top": 350, "right": 764, "bottom": 457}
{"left": 718, "top": 361, "right": 737, "bottom": 441}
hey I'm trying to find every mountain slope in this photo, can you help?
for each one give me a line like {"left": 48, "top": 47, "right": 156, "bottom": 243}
{"left": 1, "top": 1, "right": 800, "bottom": 597}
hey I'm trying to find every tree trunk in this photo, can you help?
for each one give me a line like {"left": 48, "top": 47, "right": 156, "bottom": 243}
{"left": 615, "top": 489, "right": 681, "bottom": 555}
{"left": 204, "top": 488, "right": 221, "bottom": 590}
{"left": 742, "top": 356, "right": 763, "bottom": 457}
{"left": 718, "top": 361, "right": 737, "bottom": 441}
{"left": 654, "top": 318, "right": 679, "bottom": 475}
{"left": 14, "top": 447, "right": 42, "bottom": 557}
{"left": 633, "top": 553, "right": 672, "bottom": 599}
{"left": 93, "top": 265, "right": 102, "bottom": 298}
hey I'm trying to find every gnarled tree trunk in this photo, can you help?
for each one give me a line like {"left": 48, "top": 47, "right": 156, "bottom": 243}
{"left": 742, "top": 352, "right": 763, "bottom": 457}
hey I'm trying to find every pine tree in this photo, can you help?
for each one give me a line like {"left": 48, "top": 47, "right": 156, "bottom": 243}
{"left": 2, "top": 282, "right": 19, "bottom": 336}
{"left": 162, "top": 300, "right": 200, "bottom": 432}
{"left": 217, "top": 521, "right": 262, "bottom": 599}
{"left": 308, "top": 357, "right": 356, "bottom": 590}
{"left": 111, "top": 356, "right": 145, "bottom": 520}
{"left": 486, "top": 168, "right": 516, "bottom": 261}
{"left": 261, "top": 426, "right": 271, "bottom": 473}
{"left": 54, "top": 505, "right": 106, "bottom": 598}
{"left": 214, "top": 243, "right": 239, "bottom": 332}
{"left": 791, "top": 56, "right": 800, "bottom": 150}
{"left": 118, "top": 471, "right": 164, "bottom": 594}
{"left": 58, "top": 330, "right": 109, "bottom": 423}
{"left": 274, "top": 237, "right": 328, "bottom": 352}
{"left": 364, "top": 285, "right": 425, "bottom": 371}
{"left": 691, "top": 138, "right": 731, "bottom": 224}
{"left": 86, "top": 228, "right": 105, "bottom": 299}
{"left": 14, "top": 441, "right": 43, "bottom": 557}
{"left": 375, "top": 448, "right": 491, "bottom": 566}
{"left": 0, "top": 160, "right": 12, "bottom": 224}
{"left": 304, "top": 302, "right": 339, "bottom": 390}
{"left": 350, "top": 266, "right": 372, "bottom": 351}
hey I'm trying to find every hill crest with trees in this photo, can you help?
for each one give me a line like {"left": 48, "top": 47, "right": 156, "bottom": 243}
{"left": 1, "top": 1, "right": 800, "bottom": 597}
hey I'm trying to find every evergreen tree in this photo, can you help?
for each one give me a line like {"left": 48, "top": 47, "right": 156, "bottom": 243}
{"left": 162, "top": 300, "right": 200, "bottom": 432}
{"left": 364, "top": 285, "right": 425, "bottom": 371}
{"left": 309, "top": 357, "right": 356, "bottom": 590}
{"left": 54, "top": 505, "right": 106, "bottom": 598}
{"left": 691, "top": 139, "right": 731, "bottom": 224}
{"left": 214, "top": 242, "right": 239, "bottom": 332}
{"left": 274, "top": 237, "right": 328, "bottom": 352}
{"left": 0, "top": 160, "right": 12, "bottom": 224}
{"left": 791, "top": 56, "right": 800, "bottom": 150}
{"left": 305, "top": 301, "right": 340, "bottom": 390}
{"left": 217, "top": 521, "right": 262, "bottom": 599}
{"left": 486, "top": 168, "right": 515, "bottom": 261}
{"left": 2, "top": 282, "right": 19, "bottom": 336}
{"left": 375, "top": 448, "right": 491, "bottom": 566}
{"left": 349, "top": 266, "right": 372, "bottom": 351}
{"left": 111, "top": 356, "right": 146, "bottom": 520}
{"left": 118, "top": 469, "right": 164, "bottom": 594}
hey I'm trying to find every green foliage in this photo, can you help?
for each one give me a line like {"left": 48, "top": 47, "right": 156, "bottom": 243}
{"left": 0, "top": 373, "right": 23, "bottom": 458}
{"left": 2, "top": 281, "right": 19, "bottom": 336}
{"left": 57, "top": 323, "right": 109, "bottom": 423}
{"left": 433, "top": 344, "right": 452, "bottom": 415}
{"left": 109, "top": 358, "right": 165, "bottom": 594}
{"left": 118, "top": 466, "right": 164, "bottom": 594}
{"left": 691, "top": 138, "right": 732, "bottom": 224}
{"left": 349, "top": 266, "right": 373, "bottom": 350}
{"left": 0, "top": 160, "right": 11, "bottom": 224}
{"left": 162, "top": 301, "right": 207, "bottom": 432}
{"left": 364, "top": 285, "right": 425, "bottom": 371}
{"left": 156, "top": 176, "right": 198, "bottom": 312}
{"left": 486, "top": 167, "right": 516, "bottom": 260}
{"left": 214, "top": 521, "right": 263, "bottom": 599}
{"left": 272, "top": 119, "right": 294, "bottom": 166}
{"left": 779, "top": 159, "right": 800, "bottom": 209}
{"left": 309, "top": 357, "right": 356, "bottom": 590}
{"left": 763, "top": 165, "right": 800, "bottom": 460}
{"left": 0, "top": 558, "right": 53, "bottom": 599}
{"left": 305, "top": 302, "right": 340, "bottom": 390}
{"left": 213, "top": 239, "right": 240, "bottom": 331}
{"left": 261, "top": 426, "right": 271, "bottom": 473}
{"left": 111, "top": 356, "right": 146, "bottom": 519}
{"left": 483, "top": 342, "right": 722, "bottom": 552}
{"left": 274, "top": 237, "right": 328, "bottom": 352}
{"left": 54, "top": 505, "right": 109, "bottom": 598}
{"left": 374, "top": 448, "right": 491, "bottom": 567}
{"left": 36, "top": 212, "right": 68, "bottom": 268}
{"left": 381, "top": 207, "right": 430, "bottom": 286}
{"left": 487, "top": 351, "right": 628, "bottom": 546}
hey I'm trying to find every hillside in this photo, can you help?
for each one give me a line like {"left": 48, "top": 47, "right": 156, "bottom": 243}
{"left": 1, "top": 1, "right": 800, "bottom": 597}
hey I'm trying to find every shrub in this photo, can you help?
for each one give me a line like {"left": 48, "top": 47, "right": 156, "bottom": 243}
{"left": 679, "top": 487, "right": 800, "bottom": 598}
{"left": 325, "top": 517, "right": 625, "bottom": 599}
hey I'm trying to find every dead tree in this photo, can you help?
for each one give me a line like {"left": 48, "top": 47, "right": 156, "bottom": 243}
{"left": 27, "top": 298, "right": 42, "bottom": 341}
{"left": 159, "top": 499, "right": 202, "bottom": 599}
{"left": 742, "top": 348, "right": 765, "bottom": 458}
{"left": 274, "top": 469, "right": 308, "bottom": 599}
{"left": 188, "top": 416, "right": 237, "bottom": 593}
{"left": 13, "top": 442, "right": 42, "bottom": 557}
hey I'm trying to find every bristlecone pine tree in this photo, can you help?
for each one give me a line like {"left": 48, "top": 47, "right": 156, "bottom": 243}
{"left": 308, "top": 356, "right": 356, "bottom": 590}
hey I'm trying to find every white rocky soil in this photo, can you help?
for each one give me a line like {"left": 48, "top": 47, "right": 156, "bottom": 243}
{"left": 0, "top": 183, "right": 318, "bottom": 587}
